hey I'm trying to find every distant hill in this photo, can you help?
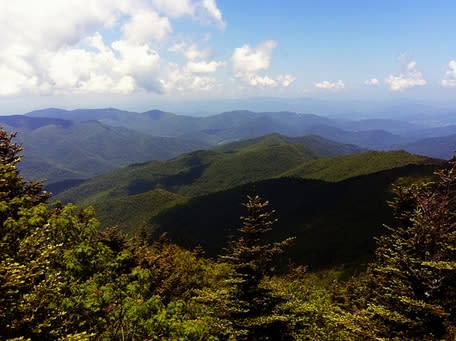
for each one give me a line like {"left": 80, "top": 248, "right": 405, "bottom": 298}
{"left": 0, "top": 116, "right": 210, "bottom": 189}
{"left": 216, "top": 133, "right": 362, "bottom": 157}
{"left": 9, "top": 106, "right": 453, "bottom": 189}
{"left": 0, "top": 114, "right": 73, "bottom": 130}
{"left": 150, "top": 164, "right": 441, "bottom": 269}
{"left": 25, "top": 107, "right": 410, "bottom": 149}
{"left": 394, "top": 134, "right": 456, "bottom": 160}
{"left": 280, "top": 150, "right": 433, "bottom": 181}
{"left": 337, "top": 118, "right": 427, "bottom": 136}
{"left": 56, "top": 133, "right": 362, "bottom": 203}
{"left": 303, "top": 125, "right": 409, "bottom": 149}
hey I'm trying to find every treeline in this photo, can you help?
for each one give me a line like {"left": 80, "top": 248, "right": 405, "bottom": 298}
{"left": 1, "top": 127, "right": 456, "bottom": 340}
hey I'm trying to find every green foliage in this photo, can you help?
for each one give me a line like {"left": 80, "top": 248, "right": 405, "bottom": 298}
{"left": 93, "top": 189, "right": 186, "bottom": 234}
{"left": 4, "top": 125, "right": 456, "bottom": 340}
{"left": 0, "top": 127, "right": 228, "bottom": 339}
{"left": 56, "top": 133, "right": 438, "bottom": 255}
{"left": 56, "top": 133, "right": 346, "bottom": 204}
{"left": 218, "top": 195, "right": 295, "bottom": 339}
{"left": 364, "top": 160, "right": 456, "bottom": 339}
{"left": 267, "top": 268, "right": 366, "bottom": 340}
{"left": 152, "top": 164, "right": 439, "bottom": 268}
{"left": 55, "top": 133, "right": 366, "bottom": 234}
{"left": 280, "top": 150, "right": 434, "bottom": 181}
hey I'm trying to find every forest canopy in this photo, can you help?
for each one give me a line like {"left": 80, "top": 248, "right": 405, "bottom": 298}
{"left": 1, "top": 127, "right": 455, "bottom": 340}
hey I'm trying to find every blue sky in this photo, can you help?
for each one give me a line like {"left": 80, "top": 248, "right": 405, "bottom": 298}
{"left": 0, "top": 0, "right": 455, "bottom": 113}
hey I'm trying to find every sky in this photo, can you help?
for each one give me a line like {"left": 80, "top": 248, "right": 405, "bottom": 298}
{"left": 1, "top": 0, "right": 456, "bottom": 113}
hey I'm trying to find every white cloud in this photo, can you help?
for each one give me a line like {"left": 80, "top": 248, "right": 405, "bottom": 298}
{"left": 278, "top": 74, "right": 296, "bottom": 87}
{"left": 150, "top": 0, "right": 194, "bottom": 17}
{"left": 244, "top": 74, "right": 277, "bottom": 87}
{"left": 168, "top": 42, "right": 210, "bottom": 61}
{"left": 187, "top": 60, "right": 223, "bottom": 73}
{"left": 164, "top": 40, "right": 223, "bottom": 91}
{"left": 168, "top": 41, "right": 224, "bottom": 77}
{"left": 231, "top": 40, "right": 294, "bottom": 88}
{"left": 0, "top": 0, "right": 225, "bottom": 97}
{"left": 385, "top": 59, "right": 426, "bottom": 91}
{"left": 232, "top": 40, "right": 277, "bottom": 74}
{"left": 315, "top": 80, "right": 345, "bottom": 91}
{"left": 111, "top": 40, "right": 162, "bottom": 92}
{"left": 121, "top": 10, "right": 172, "bottom": 43}
{"left": 150, "top": 0, "right": 225, "bottom": 28}
{"left": 441, "top": 60, "right": 456, "bottom": 87}
{"left": 197, "top": 0, "right": 226, "bottom": 29}
{"left": 37, "top": 33, "right": 162, "bottom": 95}
{"left": 0, "top": 65, "right": 39, "bottom": 96}
{"left": 364, "top": 78, "right": 379, "bottom": 86}
{"left": 0, "top": 1, "right": 119, "bottom": 52}
{"left": 163, "top": 63, "right": 219, "bottom": 92}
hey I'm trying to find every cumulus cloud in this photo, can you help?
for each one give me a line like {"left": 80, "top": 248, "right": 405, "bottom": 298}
{"left": 168, "top": 42, "right": 211, "bottom": 61}
{"left": 0, "top": 0, "right": 225, "bottom": 96}
{"left": 150, "top": 0, "right": 194, "bottom": 17}
{"left": 232, "top": 40, "right": 277, "bottom": 74}
{"left": 165, "top": 40, "right": 224, "bottom": 91}
{"left": 162, "top": 63, "right": 219, "bottom": 92}
{"left": 364, "top": 78, "right": 379, "bottom": 86}
{"left": 278, "top": 74, "right": 296, "bottom": 87}
{"left": 187, "top": 60, "right": 223, "bottom": 73}
{"left": 121, "top": 10, "right": 172, "bottom": 43}
{"left": 243, "top": 74, "right": 277, "bottom": 87}
{"left": 231, "top": 41, "right": 294, "bottom": 88}
{"left": 441, "top": 60, "right": 456, "bottom": 87}
{"left": 315, "top": 80, "right": 345, "bottom": 91}
{"left": 168, "top": 41, "right": 224, "bottom": 74}
{"left": 385, "top": 59, "right": 426, "bottom": 91}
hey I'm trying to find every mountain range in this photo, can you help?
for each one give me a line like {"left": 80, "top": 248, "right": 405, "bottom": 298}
{"left": 54, "top": 133, "right": 441, "bottom": 268}
{"left": 0, "top": 106, "right": 451, "bottom": 268}
{"left": 0, "top": 107, "right": 454, "bottom": 188}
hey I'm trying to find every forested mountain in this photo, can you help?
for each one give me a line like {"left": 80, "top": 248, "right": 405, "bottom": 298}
{"left": 56, "top": 133, "right": 439, "bottom": 257}
{"left": 0, "top": 115, "right": 210, "bottom": 187}
{"left": 25, "top": 108, "right": 411, "bottom": 148}
{"left": 1, "top": 107, "right": 454, "bottom": 193}
{"left": 56, "top": 133, "right": 361, "bottom": 204}
{"left": 150, "top": 163, "right": 439, "bottom": 268}
{"left": 279, "top": 150, "right": 434, "bottom": 181}
{"left": 394, "top": 134, "right": 456, "bottom": 159}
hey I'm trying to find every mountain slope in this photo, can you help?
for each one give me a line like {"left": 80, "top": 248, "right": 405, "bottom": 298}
{"left": 56, "top": 133, "right": 361, "bottom": 202}
{"left": 25, "top": 107, "right": 411, "bottom": 149}
{"left": 395, "top": 134, "right": 456, "bottom": 160}
{"left": 150, "top": 163, "right": 440, "bottom": 269}
{"left": 0, "top": 118, "right": 210, "bottom": 188}
{"left": 55, "top": 134, "right": 439, "bottom": 240}
{"left": 280, "top": 150, "right": 433, "bottom": 181}
{"left": 216, "top": 133, "right": 362, "bottom": 156}
{"left": 94, "top": 189, "right": 186, "bottom": 235}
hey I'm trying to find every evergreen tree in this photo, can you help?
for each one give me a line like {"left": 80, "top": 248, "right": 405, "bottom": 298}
{"left": 366, "top": 160, "right": 456, "bottom": 339}
{"left": 220, "top": 195, "right": 295, "bottom": 340}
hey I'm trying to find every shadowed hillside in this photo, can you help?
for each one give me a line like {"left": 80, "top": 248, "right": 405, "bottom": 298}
{"left": 56, "top": 133, "right": 440, "bottom": 264}
{"left": 150, "top": 164, "right": 440, "bottom": 269}
{"left": 56, "top": 133, "right": 363, "bottom": 205}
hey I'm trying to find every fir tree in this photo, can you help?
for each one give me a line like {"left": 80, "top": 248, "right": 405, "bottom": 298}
{"left": 366, "top": 160, "right": 456, "bottom": 340}
{"left": 221, "top": 194, "right": 295, "bottom": 340}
